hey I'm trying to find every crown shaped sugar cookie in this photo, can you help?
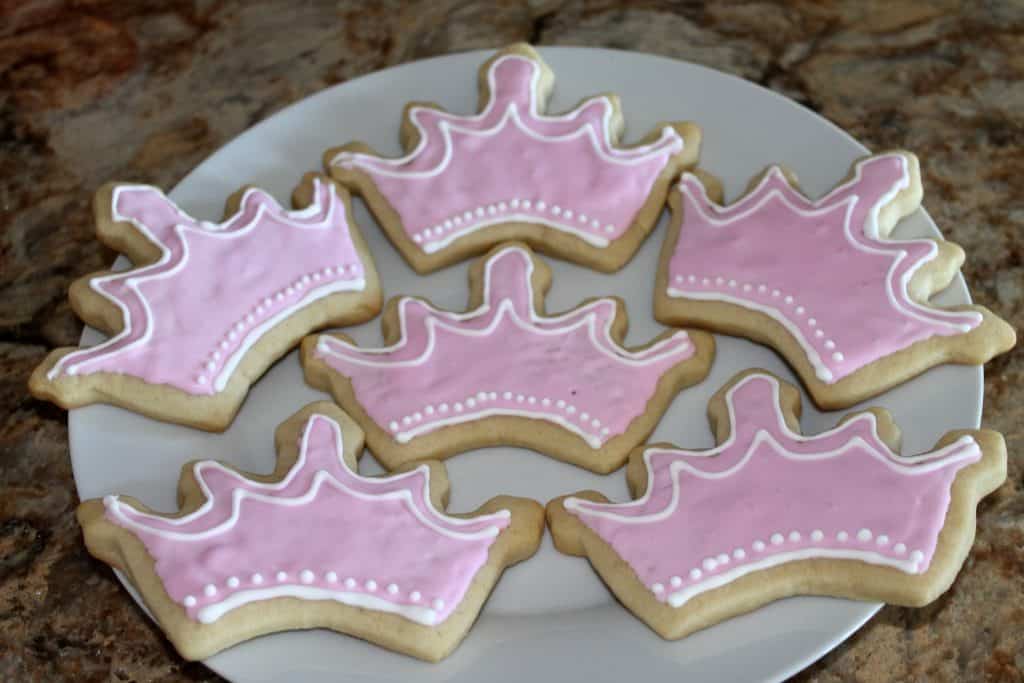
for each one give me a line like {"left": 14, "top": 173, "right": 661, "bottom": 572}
{"left": 303, "top": 244, "right": 714, "bottom": 473}
{"left": 547, "top": 371, "right": 1006, "bottom": 640}
{"left": 326, "top": 43, "right": 701, "bottom": 273}
{"left": 30, "top": 174, "right": 382, "bottom": 431}
{"left": 655, "top": 152, "right": 1015, "bottom": 409}
{"left": 77, "top": 403, "right": 544, "bottom": 662}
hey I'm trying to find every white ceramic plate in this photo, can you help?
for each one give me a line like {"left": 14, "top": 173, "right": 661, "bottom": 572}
{"left": 70, "top": 47, "right": 982, "bottom": 682}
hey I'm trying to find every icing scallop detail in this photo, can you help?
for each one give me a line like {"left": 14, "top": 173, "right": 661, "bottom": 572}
{"left": 47, "top": 179, "right": 367, "bottom": 395}
{"left": 665, "top": 154, "right": 982, "bottom": 384}
{"left": 564, "top": 373, "right": 981, "bottom": 608}
{"left": 331, "top": 54, "right": 684, "bottom": 253}
{"left": 103, "top": 414, "right": 510, "bottom": 625}
{"left": 314, "top": 246, "right": 695, "bottom": 448}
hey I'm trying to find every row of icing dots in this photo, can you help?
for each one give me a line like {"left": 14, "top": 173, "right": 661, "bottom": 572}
{"left": 670, "top": 273, "right": 845, "bottom": 363}
{"left": 647, "top": 526, "right": 926, "bottom": 599}
{"left": 411, "top": 198, "right": 618, "bottom": 244}
{"left": 388, "top": 390, "right": 612, "bottom": 439}
{"left": 181, "top": 569, "right": 445, "bottom": 612}
{"left": 194, "top": 263, "right": 363, "bottom": 387}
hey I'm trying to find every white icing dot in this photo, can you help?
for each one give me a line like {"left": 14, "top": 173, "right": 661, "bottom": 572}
{"left": 322, "top": 267, "right": 335, "bottom": 277}
{"left": 487, "top": 205, "right": 497, "bottom": 215}
{"left": 463, "top": 211, "right": 473, "bottom": 221}
{"left": 475, "top": 207, "right": 485, "bottom": 217}
{"left": 345, "top": 578, "right": 357, "bottom": 589}
{"left": 604, "top": 224, "right": 615, "bottom": 234}
{"left": 276, "top": 571, "right": 288, "bottom": 582}
{"left": 670, "top": 576, "right": 683, "bottom": 588}
{"left": 422, "top": 228, "right": 432, "bottom": 238}
{"left": 389, "top": 421, "right": 399, "bottom": 432}
{"left": 536, "top": 200, "right": 546, "bottom": 210}
{"left": 522, "top": 200, "right": 532, "bottom": 210}
{"left": 815, "top": 330, "right": 825, "bottom": 338}
{"left": 753, "top": 540, "right": 766, "bottom": 552}
{"left": 204, "top": 584, "right": 217, "bottom": 597}
{"left": 263, "top": 297, "right": 273, "bottom": 307}
{"left": 452, "top": 402, "right": 463, "bottom": 413}
{"left": 444, "top": 220, "right": 453, "bottom": 229}
{"left": 564, "top": 210, "right": 574, "bottom": 219}
{"left": 197, "top": 376, "right": 207, "bottom": 385}
{"left": 556, "top": 399, "right": 566, "bottom": 408}
{"left": 410, "top": 590, "right": 422, "bottom": 602}
{"left": 825, "top": 340, "right": 836, "bottom": 350}
{"left": 789, "top": 531, "right": 801, "bottom": 542}
{"left": 758, "top": 284, "right": 767, "bottom": 293}
{"left": 466, "top": 398, "right": 476, "bottom": 408}
{"left": 877, "top": 535, "right": 890, "bottom": 546}
{"left": 365, "top": 580, "right": 377, "bottom": 591}
{"left": 675, "top": 274, "right": 684, "bottom": 284}
{"left": 300, "top": 570, "right": 315, "bottom": 584}
{"left": 832, "top": 352, "right": 845, "bottom": 362}
{"left": 275, "top": 293, "right": 285, "bottom": 302}
{"left": 591, "top": 219, "right": 600, "bottom": 229}
{"left": 183, "top": 596, "right": 197, "bottom": 607}
{"left": 454, "top": 216, "right": 463, "bottom": 225}
{"left": 285, "top": 287, "right": 295, "bottom": 295}
{"left": 742, "top": 283, "right": 752, "bottom": 292}
{"left": 688, "top": 275, "right": 697, "bottom": 283}
{"left": 228, "top": 330, "right": 237, "bottom": 341}
{"left": 541, "top": 397, "right": 551, "bottom": 407}
{"left": 227, "top": 576, "right": 240, "bottom": 589}
{"left": 326, "top": 572, "right": 338, "bottom": 583}
{"left": 894, "top": 543, "right": 907, "bottom": 554}
{"left": 772, "top": 289, "right": 781, "bottom": 297}
{"left": 503, "top": 392, "right": 512, "bottom": 400}
{"left": 566, "top": 405, "right": 576, "bottom": 414}
{"left": 251, "top": 573, "right": 264, "bottom": 585}
{"left": 516, "top": 394, "right": 525, "bottom": 403}
{"left": 702, "top": 557, "right": 717, "bottom": 571}
{"left": 811, "top": 530, "right": 824, "bottom": 542}
{"left": 771, "top": 533, "right": 784, "bottom": 545}
{"left": 413, "top": 412, "right": 422, "bottom": 421}
{"left": 651, "top": 582, "right": 664, "bottom": 593}
{"left": 689, "top": 568, "right": 702, "bottom": 580}
{"left": 600, "top": 427, "right": 610, "bottom": 436}
{"left": 716, "top": 553, "right": 729, "bottom": 564}
{"left": 733, "top": 548, "right": 746, "bottom": 560}
{"left": 387, "top": 583, "right": 399, "bottom": 595}
{"left": 525, "top": 395, "right": 535, "bottom": 404}
{"left": 578, "top": 213, "right": 587, "bottom": 223}
{"left": 310, "top": 272, "right": 320, "bottom": 282}
{"left": 591, "top": 419, "right": 601, "bottom": 428}
{"left": 808, "top": 318, "right": 817, "bottom": 326}
{"left": 702, "top": 277, "right": 710, "bottom": 285}
{"left": 301, "top": 274, "right": 311, "bottom": 285}
{"left": 489, "top": 392, "right": 497, "bottom": 400}
{"left": 581, "top": 412, "right": 590, "bottom": 421}
{"left": 425, "top": 406, "right": 434, "bottom": 416}
{"left": 797, "top": 306, "right": 806, "bottom": 315}
{"left": 477, "top": 391, "right": 488, "bottom": 401}
{"left": 551, "top": 205, "right": 562, "bottom": 215}
{"left": 403, "top": 416, "right": 412, "bottom": 426}
{"left": 294, "top": 280, "right": 304, "bottom": 291}
{"left": 205, "top": 360, "right": 216, "bottom": 372}
{"left": 432, "top": 598, "right": 445, "bottom": 611}
{"left": 910, "top": 550, "right": 924, "bottom": 564}
{"left": 837, "top": 531, "right": 849, "bottom": 542}
{"left": 212, "top": 350, "right": 221, "bottom": 360}
{"left": 234, "top": 321, "right": 245, "bottom": 332}
{"left": 255, "top": 305, "right": 264, "bottom": 314}
{"left": 439, "top": 403, "right": 449, "bottom": 413}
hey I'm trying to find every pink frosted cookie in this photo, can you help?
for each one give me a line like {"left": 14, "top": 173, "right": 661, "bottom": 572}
{"left": 30, "top": 174, "right": 382, "bottom": 431}
{"left": 655, "top": 152, "right": 1015, "bottom": 409}
{"left": 302, "top": 243, "right": 714, "bottom": 474}
{"left": 77, "top": 402, "right": 544, "bottom": 662}
{"left": 547, "top": 370, "right": 1006, "bottom": 640}
{"left": 325, "top": 43, "right": 701, "bottom": 274}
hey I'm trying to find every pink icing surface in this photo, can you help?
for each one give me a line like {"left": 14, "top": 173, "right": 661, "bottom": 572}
{"left": 566, "top": 374, "right": 980, "bottom": 606}
{"left": 666, "top": 154, "right": 982, "bottom": 383}
{"left": 315, "top": 247, "right": 695, "bottom": 449}
{"left": 104, "top": 414, "right": 510, "bottom": 625}
{"left": 50, "top": 179, "right": 366, "bottom": 395}
{"left": 333, "top": 55, "right": 683, "bottom": 250}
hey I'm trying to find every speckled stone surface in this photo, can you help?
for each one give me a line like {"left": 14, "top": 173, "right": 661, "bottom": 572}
{"left": 0, "top": 1, "right": 1021, "bottom": 681}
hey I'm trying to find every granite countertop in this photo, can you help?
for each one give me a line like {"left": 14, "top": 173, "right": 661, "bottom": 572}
{"left": 1, "top": 1, "right": 1021, "bottom": 680}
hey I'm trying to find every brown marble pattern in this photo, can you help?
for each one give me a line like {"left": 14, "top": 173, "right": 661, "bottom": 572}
{"left": 1, "top": 1, "right": 1021, "bottom": 680}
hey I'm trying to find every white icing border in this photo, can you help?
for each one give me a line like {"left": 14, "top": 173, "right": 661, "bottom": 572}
{"left": 106, "top": 414, "right": 509, "bottom": 625}
{"left": 49, "top": 180, "right": 367, "bottom": 393}
{"left": 667, "top": 154, "right": 982, "bottom": 383}
{"left": 332, "top": 54, "right": 683, "bottom": 251}
{"left": 565, "top": 374, "right": 980, "bottom": 607}
{"left": 316, "top": 246, "right": 693, "bottom": 446}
